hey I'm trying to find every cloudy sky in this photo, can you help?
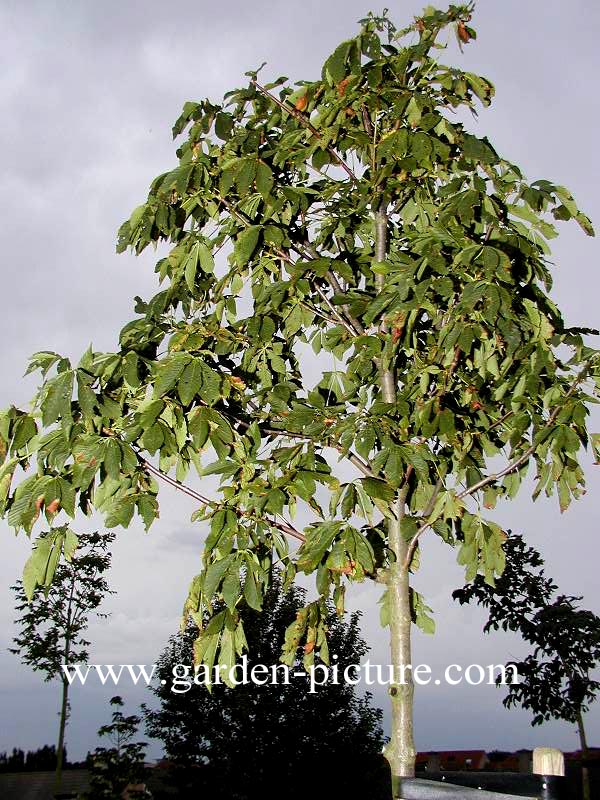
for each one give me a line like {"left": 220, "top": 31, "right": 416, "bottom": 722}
{"left": 1, "top": 0, "right": 599, "bottom": 763}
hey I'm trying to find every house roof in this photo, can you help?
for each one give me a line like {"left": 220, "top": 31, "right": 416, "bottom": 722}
{"left": 417, "top": 750, "right": 488, "bottom": 770}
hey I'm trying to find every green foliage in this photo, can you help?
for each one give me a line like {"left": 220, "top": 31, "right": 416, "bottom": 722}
{"left": 454, "top": 533, "right": 600, "bottom": 727}
{"left": 11, "top": 531, "right": 114, "bottom": 793}
{"left": 11, "top": 530, "right": 114, "bottom": 681}
{"left": 144, "top": 574, "right": 388, "bottom": 800}
{"left": 22, "top": 526, "right": 78, "bottom": 601}
{"left": 1, "top": 2, "right": 599, "bottom": 689}
{"left": 86, "top": 696, "right": 148, "bottom": 800}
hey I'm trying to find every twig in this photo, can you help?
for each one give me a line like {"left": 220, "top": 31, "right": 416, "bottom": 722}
{"left": 402, "top": 363, "right": 593, "bottom": 568}
{"left": 314, "top": 283, "right": 357, "bottom": 336}
{"left": 134, "top": 449, "right": 306, "bottom": 543}
{"left": 325, "top": 270, "right": 365, "bottom": 336}
{"left": 421, "top": 478, "right": 444, "bottom": 518}
{"left": 251, "top": 80, "right": 359, "bottom": 183}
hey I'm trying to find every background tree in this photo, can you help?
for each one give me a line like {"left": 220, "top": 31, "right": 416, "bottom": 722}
{"left": 0, "top": 749, "right": 25, "bottom": 773}
{"left": 144, "top": 572, "right": 387, "bottom": 800}
{"left": 454, "top": 533, "right": 600, "bottom": 800}
{"left": 25, "top": 745, "right": 64, "bottom": 772}
{"left": 0, "top": 743, "right": 73, "bottom": 774}
{"left": 1, "top": 3, "right": 598, "bottom": 793}
{"left": 86, "top": 695, "right": 148, "bottom": 800}
{"left": 10, "top": 530, "right": 114, "bottom": 794}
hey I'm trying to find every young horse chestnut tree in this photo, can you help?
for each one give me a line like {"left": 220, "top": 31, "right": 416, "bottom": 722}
{"left": 1, "top": 3, "right": 598, "bottom": 794}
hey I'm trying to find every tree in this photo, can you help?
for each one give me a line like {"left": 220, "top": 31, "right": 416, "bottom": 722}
{"left": 0, "top": 744, "right": 68, "bottom": 773}
{"left": 1, "top": 3, "right": 598, "bottom": 793}
{"left": 144, "top": 572, "right": 387, "bottom": 799}
{"left": 453, "top": 533, "right": 600, "bottom": 800}
{"left": 86, "top": 695, "right": 148, "bottom": 800}
{"left": 0, "top": 749, "right": 25, "bottom": 772}
{"left": 25, "top": 745, "right": 64, "bottom": 772}
{"left": 10, "top": 530, "right": 114, "bottom": 794}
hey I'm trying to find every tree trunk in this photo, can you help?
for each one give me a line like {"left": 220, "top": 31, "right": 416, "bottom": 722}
{"left": 576, "top": 707, "right": 591, "bottom": 800}
{"left": 374, "top": 206, "right": 417, "bottom": 797}
{"left": 55, "top": 573, "right": 75, "bottom": 796}
{"left": 384, "top": 497, "right": 416, "bottom": 797}
{"left": 54, "top": 677, "right": 70, "bottom": 795}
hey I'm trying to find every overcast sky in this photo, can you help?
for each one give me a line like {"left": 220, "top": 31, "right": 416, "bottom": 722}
{"left": 1, "top": 0, "right": 599, "bottom": 764}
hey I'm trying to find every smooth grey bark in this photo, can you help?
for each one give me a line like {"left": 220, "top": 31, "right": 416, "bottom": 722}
{"left": 374, "top": 206, "right": 417, "bottom": 795}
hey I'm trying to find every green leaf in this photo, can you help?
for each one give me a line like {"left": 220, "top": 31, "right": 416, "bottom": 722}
{"left": 184, "top": 242, "right": 201, "bottom": 291}
{"left": 215, "top": 112, "right": 234, "bottom": 141}
{"left": 410, "top": 588, "right": 435, "bottom": 634}
{"left": 243, "top": 567, "right": 262, "bottom": 611}
{"left": 154, "top": 353, "right": 190, "bottom": 397}
{"left": 22, "top": 528, "right": 72, "bottom": 601}
{"left": 178, "top": 359, "right": 204, "bottom": 406}
{"left": 255, "top": 162, "right": 274, "bottom": 201}
{"left": 322, "top": 40, "right": 351, "bottom": 84}
{"left": 0, "top": 458, "right": 16, "bottom": 515}
{"left": 41, "top": 370, "right": 74, "bottom": 426}
{"left": 222, "top": 567, "right": 241, "bottom": 611}
{"left": 104, "top": 439, "right": 121, "bottom": 480}
{"left": 198, "top": 242, "right": 215, "bottom": 274}
{"left": 360, "top": 477, "right": 395, "bottom": 503}
{"left": 198, "top": 360, "right": 222, "bottom": 406}
{"left": 234, "top": 226, "right": 261, "bottom": 267}
{"left": 204, "top": 555, "right": 235, "bottom": 601}
{"left": 137, "top": 494, "right": 158, "bottom": 531}
{"left": 122, "top": 352, "right": 140, "bottom": 389}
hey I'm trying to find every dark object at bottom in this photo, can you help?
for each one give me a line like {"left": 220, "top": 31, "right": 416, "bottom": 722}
{"left": 397, "top": 775, "right": 567, "bottom": 800}
{"left": 538, "top": 775, "right": 565, "bottom": 800}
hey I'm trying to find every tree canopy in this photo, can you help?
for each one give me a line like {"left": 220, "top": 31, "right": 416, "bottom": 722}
{"left": 1, "top": 1, "right": 598, "bottom": 785}
{"left": 145, "top": 574, "right": 387, "bottom": 799}
{"left": 454, "top": 532, "right": 600, "bottom": 728}
{"left": 454, "top": 533, "right": 600, "bottom": 800}
{"left": 11, "top": 530, "right": 114, "bottom": 793}
{"left": 86, "top": 695, "right": 148, "bottom": 800}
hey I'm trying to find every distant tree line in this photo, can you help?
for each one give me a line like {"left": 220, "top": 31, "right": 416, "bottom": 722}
{"left": 0, "top": 745, "right": 81, "bottom": 772}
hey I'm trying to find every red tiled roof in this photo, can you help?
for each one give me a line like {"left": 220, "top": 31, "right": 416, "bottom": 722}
{"left": 417, "top": 750, "right": 487, "bottom": 770}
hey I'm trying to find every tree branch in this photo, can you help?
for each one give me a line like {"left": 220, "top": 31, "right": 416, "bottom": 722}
{"left": 251, "top": 80, "right": 359, "bottom": 183}
{"left": 265, "top": 427, "right": 376, "bottom": 478}
{"left": 135, "top": 450, "right": 306, "bottom": 543}
{"left": 374, "top": 207, "right": 396, "bottom": 403}
{"left": 325, "top": 270, "right": 365, "bottom": 336}
{"left": 402, "top": 363, "right": 593, "bottom": 568}
{"left": 421, "top": 478, "right": 444, "bottom": 518}
{"left": 219, "top": 193, "right": 366, "bottom": 341}
{"left": 313, "top": 283, "right": 357, "bottom": 336}
{"left": 226, "top": 410, "right": 377, "bottom": 479}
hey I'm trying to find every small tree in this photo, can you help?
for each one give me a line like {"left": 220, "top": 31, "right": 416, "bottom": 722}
{"left": 10, "top": 530, "right": 114, "bottom": 794}
{"left": 454, "top": 533, "right": 600, "bottom": 800}
{"left": 86, "top": 696, "right": 148, "bottom": 800}
{"left": 1, "top": 3, "right": 599, "bottom": 793}
{"left": 144, "top": 572, "right": 387, "bottom": 799}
